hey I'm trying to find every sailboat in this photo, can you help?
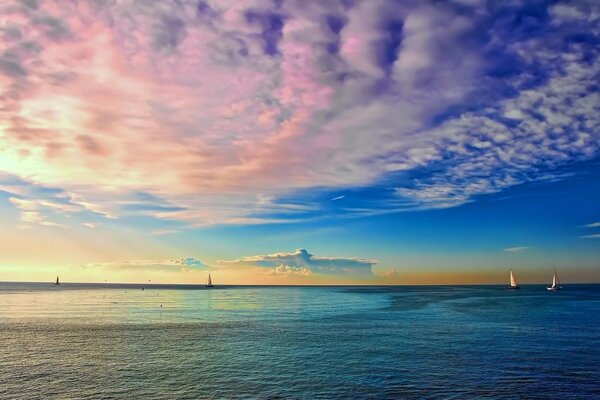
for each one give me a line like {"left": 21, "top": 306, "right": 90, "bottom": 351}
{"left": 54, "top": 276, "right": 60, "bottom": 286}
{"left": 206, "top": 273, "right": 213, "bottom": 288}
{"left": 508, "top": 269, "right": 520, "bottom": 289}
{"left": 547, "top": 268, "right": 562, "bottom": 291}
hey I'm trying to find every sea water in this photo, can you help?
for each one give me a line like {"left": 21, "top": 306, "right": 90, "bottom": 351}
{"left": 0, "top": 283, "right": 599, "bottom": 399}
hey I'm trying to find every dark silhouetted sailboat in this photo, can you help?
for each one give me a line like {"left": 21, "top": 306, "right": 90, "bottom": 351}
{"left": 547, "top": 268, "right": 561, "bottom": 291}
{"left": 54, "top": 276, "right": 60, "bottom": 286}
{"left": 508, "top": 269, "right": 520, "bottom": 289}
{"left": 206, "top": 273, "right": 213, "bottom": 288}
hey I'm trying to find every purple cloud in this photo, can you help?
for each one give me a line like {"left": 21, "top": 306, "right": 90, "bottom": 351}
{"left": 0, "top": 0, "right": 598, "bottom": 227}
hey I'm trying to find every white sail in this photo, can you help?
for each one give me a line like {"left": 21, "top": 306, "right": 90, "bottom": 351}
{"left": 547, "top": 268, "right": 561, "bottom": 291}
{"left": 510, "top": 270, "right": 517, "bottom": 287}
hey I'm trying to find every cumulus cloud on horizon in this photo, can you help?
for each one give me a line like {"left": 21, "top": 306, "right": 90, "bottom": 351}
{"left": 70, "top": 250, "right": 373, "bottom": 280}
{"left": 1, "top": 0, "right": 599, "bottom": 227}
{"left": 219, "top": 248, "right": 376, "bottom": 275}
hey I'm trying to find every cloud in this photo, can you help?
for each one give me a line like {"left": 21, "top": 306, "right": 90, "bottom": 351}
{"left": 8, "top": 196, "right": 63, "bottom": 227}
{"left": 172, "top": 257, "right": 210, "bottom": 269}
{"left": 219, "top": 248, "right": 375, "bottom": 275}
{"left": 272, "top": 264, "right": 313, "bottom": 276}
{"left": 331, "top": 195, "right": 345, "bottom": 201}
{"left": 378, "top": 268, "right": 400, "bottom": 278}
{"left": 0, "top": 0, "right": 599, "bottom": 226}
{"left": 503, "top": 246, "right": 529, "bottom": 253}
{"left": 583, "top": 222, "right": 600, "bottom": 228}
{"left": 581, "top": 234, "right": 600, "bottom": 239}
{"left": 5, "top": 184, "right": 115, "bottom": 227}
{"left": 579, "top": 221, "right": 600, "bottom": 239}
{"left": 86, "top": 257, "right": 211, "bottom": 273}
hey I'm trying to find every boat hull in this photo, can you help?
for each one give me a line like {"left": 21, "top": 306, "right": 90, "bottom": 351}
{"left": 508, "top": 286, "right": 520, "bottom": 289}
{"left": 547, "top": 287, "right": 561, "bottom": 291}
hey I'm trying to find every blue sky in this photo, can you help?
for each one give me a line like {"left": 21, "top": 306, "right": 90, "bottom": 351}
{"left": 150, "top": 157, "right": 600, "bottom": 277}
{"left": 0, "top": 0, "right": 599, "bottom": 283}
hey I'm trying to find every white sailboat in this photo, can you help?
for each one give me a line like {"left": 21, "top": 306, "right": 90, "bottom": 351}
{"left": 54, "top": 276, "right": 60, "bottom": 286}
{"left": 508, "top": 269, "right": 520, "bottom": 289}
{"left": 547, "top": 268, "right": 561, "bottom": 291}
{"left": 206, "top": 273, "right": 213, "bottom": 288}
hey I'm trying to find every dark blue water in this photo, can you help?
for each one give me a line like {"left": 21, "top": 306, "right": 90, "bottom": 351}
{"left": 1, "top": 283, "right": 599, "bottom": 399}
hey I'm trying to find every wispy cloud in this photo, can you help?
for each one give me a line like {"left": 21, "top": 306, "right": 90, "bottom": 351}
{"left": 583, "top": 222, "right": 600, "bottom": 228}
{"left": 84, "top": 258, "right": 211, "bottom": 273}
{"left": 503, "top": 246, "right": 529, "bottom": 253}
{"left": 331, "top": 195, "right": 345, "bottom": 201}
{"left": 8, "top": 197, "right": 63, "bottom": 227}
{"left": 581, "top": 234, "right": 600, "bottom": 239}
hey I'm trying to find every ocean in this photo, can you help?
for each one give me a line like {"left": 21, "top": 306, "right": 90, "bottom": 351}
{"left": 0, "top": 283, "right": 599, "bottom": 399}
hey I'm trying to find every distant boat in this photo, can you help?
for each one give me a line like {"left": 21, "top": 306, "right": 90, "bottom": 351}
{"left": 547, "top": 268, "right": 562, "bottom": 291}
{"left": 206, "top": 273, "right": 213, "bottom": 288}
{"left": 54, "top": 276, "right": 60, "bottom": 286}
{"left": 508, "top": 269, "right": 520, "bottom": 289}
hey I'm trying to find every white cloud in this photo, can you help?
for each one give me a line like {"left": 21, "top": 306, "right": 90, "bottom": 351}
{"left": 272, "top": 264, "right": 312, "bottom": 276}
{"left": 395, "top": 50, "right": 600, "bottom": 208}
{"left": 172, "top": 257, "right": 210, "bottom": 269}
{"left": 583, "top": 222, "right": 600, "bottom": 228}
{"left": 581, "top": 234, "right": 600, "bottom": 239}
{"left": 551, "top": 4, "right": 586, "bottom": 22}
{"left": 503, "top": 246, "right": 529, "bottom": 253}
{"left": 8, "top": 197, "right": 63, "bottom": 227}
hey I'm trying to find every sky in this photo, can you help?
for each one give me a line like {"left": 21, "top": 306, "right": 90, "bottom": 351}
{"left": 0, "top": 0, "right": 599, "bottom": 284}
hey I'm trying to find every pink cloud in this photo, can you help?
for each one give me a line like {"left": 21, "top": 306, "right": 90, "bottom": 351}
{"left": 1, "top": 0, "right": 599, "bottom": 227}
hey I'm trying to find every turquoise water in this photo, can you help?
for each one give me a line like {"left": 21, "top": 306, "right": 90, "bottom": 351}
{"left": 0, "top": 283, "right": 599, "bottom": 399}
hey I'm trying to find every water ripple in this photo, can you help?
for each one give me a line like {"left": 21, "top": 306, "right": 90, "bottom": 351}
{"left": 0, "top": 284, "right": 599, "bottom": 399}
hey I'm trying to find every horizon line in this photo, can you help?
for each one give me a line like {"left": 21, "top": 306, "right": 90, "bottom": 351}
{"left": 1, "top": 280, "right": 598, "bottom": 287}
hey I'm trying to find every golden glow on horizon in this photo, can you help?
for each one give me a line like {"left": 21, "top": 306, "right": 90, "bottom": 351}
{"left": 0, "top": 263, "right": 596, "bottom": 286}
